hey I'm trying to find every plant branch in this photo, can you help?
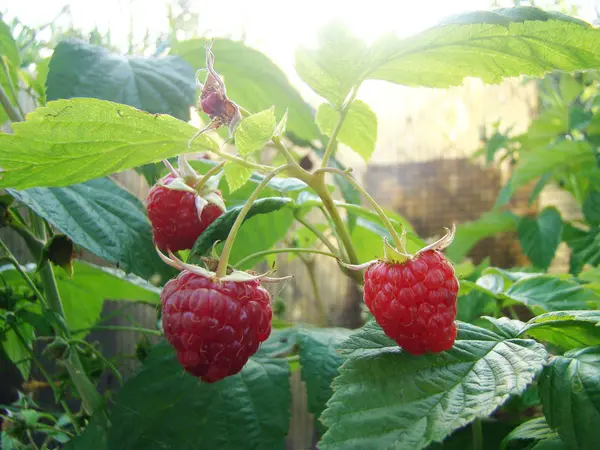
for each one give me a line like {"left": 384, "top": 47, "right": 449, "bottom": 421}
{"left": 210, "top": 147, "right": 275, "bottom": 173}
{"left": 300, "top": 256, "right": 327, "bottom": 326}
{"left": 316, "top": 167, "right": 406, "bottom": 253}
{"left": 320, "top": 84, "right": 361, "bottom": 168}
{"left": 0, "top": 77, "right": 23, "bottom": 122}
{"left": 30, "top": 216, "right": 105, "bottom": 417}
{"left": 293, "top": 213, "right": 339, "bottom": 255}
{"left": 234, "top": 247, "right": 339, "bottom": 269}
{"left": 0, "top": 252, "right": 46, "bottom": 304}
{"left": 472, "top": 419, "right": 483, "bottom": 450}
{"left": 1, "top": 58, "right": 26, "bottom": 119}
{"left": 215, "top": 164, "right": 294, "bottom": 278}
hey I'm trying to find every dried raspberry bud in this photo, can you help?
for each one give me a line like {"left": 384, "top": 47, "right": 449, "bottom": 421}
{"left": 189, "top": 42, "right": 242, "bottom": 147}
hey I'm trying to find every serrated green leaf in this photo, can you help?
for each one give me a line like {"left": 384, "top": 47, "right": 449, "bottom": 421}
{"left": 583, "top": 191, "right": 600, "bottom": 226}
{"left": 0, "top": 99, "right": 217, "bottom": 189}
{"left": 320, "top": 321, "right": 548, "bottom": 450}
{"left": 188, "top": 197, "right": 293, "bottom": 264}
{"left": 518, "top": 208, "right": 563, "bottom": 270}
{"left": 0, "top": 18, "right": 20, "bottom": 125}
{"left": 539, "top": 346, "right": 600, "bottom": 450}
{"left": 224, "top": 161, "right": 254, "bottom": 193}
{"left": 367, "top": 7, "right": 600, "bottom": 89}
{"left": 482, "top": 316, "right": 526, "bottom": 339}
{"left": 500, "top": 417, "right": 559, "bottom": 450}
{"left": 497, "top": 141, "right": 595, "bottom": 207}
{"left": 63, "top": 414, "right": 107, "bottom": 450}
{"left": 171, "top": 38, "right": 318, "bottom": 141}
{"left": 519, "top": 310, "right": 600, "bottom": 350}
{"left": 57, "top": 261, "right": 160, "bottom": 336}
{"left": 47, "top": 39, "right": 196, "bottom": 121}
{"left": 107, "top": 342, "right": 291, "bottom": 450}
{"left": 234, "top": 108, "right": 276, "bottom": 156}
{"left": 445, "top": 211, "right": 518, "bottom": 262}
{"left": 563, "top": 225, "right": 600, "bottom": 275}
{"left": 297, "top": 328, "right": 351, "bottom": 432}
{"left": 8, "top": 177, "right": 172, "bottom": 282}
{"left": 295, "top": 23, "right": 368, "bottom": 107}
{"left": 316, "top": 100, "right": 378, "bottom": 162}
{"left": 505, "top": 275, "right": 600, "bottom": 312}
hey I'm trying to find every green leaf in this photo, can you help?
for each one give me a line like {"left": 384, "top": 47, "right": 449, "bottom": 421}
{"left": 367, "top": 7, "right": 600, "bottom": 89}
{"left": 188, "top": 197, "right": 293, "bottom": 264}
{"left": 47, "top": 40, "right": 196, "bottom": 121}
{"left": 445, "top": 211, "right": 518, "bottom": 262}
{"left": 295, "top": 22, "right": 368, "bottom": 107}
{"left": 316, "top": 100, "right": 378, "bottom": 162}
{"left": 519, "top": 310, "right": 600, "bottom": 350}
{"left": 563, "top": 225, "right": 600, "bottom": 275}
{"left": 8, "top": 177, "right": 173, "bottom": 282}
{"left": 235, "top": 108, "right": 276, "bottom": 156}
{"left": 583, "top": 191, "right": 600, "bottom": 226}
{"left": 497, "top": 141, "right": 595, "bottom": 207}
{"left": 56, "top": 261, "right": 160, "bottom": 336}
{"left": 539, "top": 346, "right": 600, "bottom": 450}
{"left": 518, "top": 208, "right": 563, "bottom": 270}
{"left": 0, "top": 98, "right": 217, "bottom": 189}
{"left": 2, "top": 323, "right": 34, "bottom": 380}
{"left": 319, "top": 321, "right": 548, "bottom": 450}
{"left": 224, "top": 161, "right": 254, "bottom": 193}
{"left": 500, "top": 417, "right": 559, "bottom": 450}
{"left": 0, "top": 18, "right": 20, "bottom": 124}
{"left": 297, "top": 328, "right": 351, "bottom": 432}
{"left": 505, "top": 275, "right": 600, "bottom": 313}
{"left": 63, "top": 414, "right": 107, "bottom": 450}
{"left": 107, "top": 342, "right": 291, "bottom": 450}
{"left": 171, "top": 38, "right": 318, "bottom": 141}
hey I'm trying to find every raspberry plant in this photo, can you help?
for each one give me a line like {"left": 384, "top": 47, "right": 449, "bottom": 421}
{"left": 1, "top": 6, "right": 600, "bottom": 450}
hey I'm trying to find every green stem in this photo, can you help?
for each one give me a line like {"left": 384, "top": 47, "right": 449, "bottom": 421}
{"left": 210, "top": 147, "right": 274, "bottom": 173}
{"left": 299, "top": 256, "right": 327, "bottom": 326}
{"left": 215, "top": 165, "right": 293, "bottom": 278}
{"left": 316, "top": 167, "right": 406, "bottom": 253}
{"left": 0, "top": 253, "right": 46, "bottom": 304}
{"left": 70, "top": 339, "right": 123, "bottom": 386}
{"left": 272, "top": 135, "right": 306, "bottom": 173}
{"left": 10, "top": 324, "right": 61, "bottom": 403}
{"left": 472, "top": 419, "right": 483, "bottom": 450}
{"left": 70, "top": 324, "right": 162, "bottom": 336}
{"left": 234, "top": 247, "right": 339, "bottom": 269}
{"left": 1, "top": 58, "right": 26, "bottom": 119}
{"left": 30, "top": 216, "right": 105, "bottom": 417}
{"left": 60, "top": 400, "right": 81, "bottom": 435}
{"left": 8, "top": 222, "right": 45, "bottom": 261}
{"left": 293, "top": 213, "right": 339, "bottom": 255}
{"left": 0, "top": 78, "right": 23, "bottom": 122}
{"left": 193, "top": 160, "right": 226, "bottom": 190}
{"left": 312, "top": 175, "right": 360, "bottom": 268}
{"left": 320, "top": 84, "right": 361, "bottom": 169}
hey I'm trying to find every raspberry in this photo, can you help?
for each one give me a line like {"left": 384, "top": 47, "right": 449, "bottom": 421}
{"left": 200, "top": 91, "right": 224, "bottom": 117}
{"left": 161, "top": 270, "right": 272, "bottom": 382}
{"left": 363, "top": 250, "right": 459, "bottom": 355}
{"left": 147, "top": 174, "right": 223, "bottom": 252}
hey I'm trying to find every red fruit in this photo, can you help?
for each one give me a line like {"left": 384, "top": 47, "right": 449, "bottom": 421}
{"left": 161, "top": 270, "right": 272, "bottom": 382}
{"left": 200, "top": 91, "right": 224, "bottom": 117}
{"left": 147, "top": 174, "right": 223, "bottom": 252}
{"left": 363, "top": 250, "right": 459, "bottom": 355}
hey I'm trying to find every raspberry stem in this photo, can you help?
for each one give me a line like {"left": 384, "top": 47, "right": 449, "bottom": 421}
{"left": 234, "top": 247, "right": 339, "bottom": 268}
{"left": 320, "top": 83, "right": 361, "bottom": 169}
{"left": 193, "top": 160, "right": 226, "bottom": 191}
{"left": 316, "top": 167, "right": 408, "bottom": 254}
{"left": 215, "top": 164, "right": 294, "bottom": 278}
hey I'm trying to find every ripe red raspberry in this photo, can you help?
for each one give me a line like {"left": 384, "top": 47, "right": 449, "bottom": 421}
{"left": 161, "top": 270, "right": 272, "bottom": 383}
{"left": 147, "top": 174, "right": 223, "bottom": 252}
{"left": 363, "top": 250, "right": 459, "bottom": 355}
